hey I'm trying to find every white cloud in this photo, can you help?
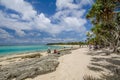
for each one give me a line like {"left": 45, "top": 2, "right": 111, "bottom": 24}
{"left": 80, "top": 0, "right": 94, "bottom": 5}
{"left": 53, "top": 9, "right": 86, "bottom": 20}
{"left": 0, "top": 11, "right": 32, "bottom": 36}
{"left": 56, "top": 0, "right": 79, "bottom": 10}
{"left": 0, "top": 0, "right": 88, "bottom": 35}
{"left": 56, "top": 0, "right": 93, "bottom": 10}
{"left": 34, "top": 13, "right": 51, "bottom": 30}
{"left": 52, "top": 0, "right": 88, "bottom": 34}
{"left": 0, "top": 28, "right": 13, "bottom": 38}
{"left": 0, "top": 0, "right": 92, "bottom": 43}
{"left": 10, "top": 14, "right": 20, "bottom": 19}
{"left": 2, "top": 37, "right": 78, "bottom": 44}
{"left": 0, "top": 0, "right": 36, "bottom": 20}
{"left": 63, "top": 17, "right": 86, "bottom": 29}
{"left": 42, "top": 37, "right": 78, "bottom": 43}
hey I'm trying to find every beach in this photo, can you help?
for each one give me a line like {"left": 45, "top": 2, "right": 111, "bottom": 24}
{"left": 0, "top": 45, "right": 77, "bottom": 66}
{"left": 26, "top": 48, "right": 92, "bottom": 80}
{"left": 0, "top": 46, "right": 120, "bottom": 80}
{"left": 0, "top": 0, "right": 120, "bottom": 80}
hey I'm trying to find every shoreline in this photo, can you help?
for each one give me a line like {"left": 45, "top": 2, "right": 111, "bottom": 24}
{"left": 0, "top": 45, "right": 67, "bottom": 57}
{"left": 0, "top": 45, "right": 78, "bottom": 65}
{"left": 0, "top": 45, "right": 75, "bottom": 80}
{"left": 0, "top": 45, "right": 79, "bottom": 58}
{"left": 0, "top": 50, "right": 46, "bottom": 57}
{"left": 0, "top": 47, "right": 120, "bottom": 80}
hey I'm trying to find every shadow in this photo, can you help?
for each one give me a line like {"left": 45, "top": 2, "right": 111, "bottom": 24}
{"left": 91, "top": 57, "right": 105, "bottom": 62}
{"left": 111, "top": 57, "right": 120, "bottom": 59}
{"left": 106, "top": 59, "right": 120, "bottom": 66}
{"left": 90, "top": 58, "right": 120, "bottom": 72}
{"left": 91, "top": 62, "right": 102, "bottom": 67}
{"left": 101, "top": 72, "right": 120, "bottom": 80}
{"left": 87, "top": 51, "right": 102, "bottom": 56}
{"left": 87, "top": 66, "right": 103, "bottom": 72}
{"left": 87, "top": 49, "right": 111, "bottom": 56}
{"left": 87, "top": 50, "right": 120, "bottom": 80}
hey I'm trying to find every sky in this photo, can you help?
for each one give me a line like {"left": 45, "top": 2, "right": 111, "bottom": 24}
{"left": 0, "top": 0, "right": 94, "bottom": 45}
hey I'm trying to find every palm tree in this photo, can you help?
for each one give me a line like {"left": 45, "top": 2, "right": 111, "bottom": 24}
{"left": 86, "top": 0, "right": 120, "bottom": 53}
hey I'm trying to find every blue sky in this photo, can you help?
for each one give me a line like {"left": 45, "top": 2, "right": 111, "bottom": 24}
{"left": 0, "top": 0, "right": 94, "bottom": 45}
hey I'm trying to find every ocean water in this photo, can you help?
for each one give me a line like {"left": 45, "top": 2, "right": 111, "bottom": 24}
{"left": 0, "top": 45, "right": 63, "bottom": 56}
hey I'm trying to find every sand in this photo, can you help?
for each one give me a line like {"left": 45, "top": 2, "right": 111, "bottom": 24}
{"left": 0, "top": 51, "right": 48, "bottom": 66}
{"left": 26, "top": 48, "right": 94, "bottom": 80}
{"left": 1, "top": 46, "right": 118, "bottom": 80}
{"left": 0, "top": 45, "right": 75, "bottom": 66}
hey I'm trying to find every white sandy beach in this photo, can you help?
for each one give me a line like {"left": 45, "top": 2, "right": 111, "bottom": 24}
{"left": 0, "top": 45, "right": 76, "bottom": 66}
{"left": 0, "top": 47, "right": 119, "bottom": 80}
{"left": 0, "top": 51, "right": 48, "bottom": 66}
{"left": 26, "top": 48, "right": 97, "bottom": 80}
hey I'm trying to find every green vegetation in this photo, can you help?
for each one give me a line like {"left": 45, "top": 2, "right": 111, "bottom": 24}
{"left": 47, "top": 42, "right": 86, "bottom": 45}
{"left": 86, "top": 0, "right": 120, "bottom": 53}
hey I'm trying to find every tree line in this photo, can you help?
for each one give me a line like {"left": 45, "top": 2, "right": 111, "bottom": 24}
{"left": 86, "top": 0, "right": 120, "bottom": 53}
{"left": 47, "top": 42, "right": 86, "bottom": 45}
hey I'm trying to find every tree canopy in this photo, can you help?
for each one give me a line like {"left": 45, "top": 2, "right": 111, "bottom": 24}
{"left": 86, "top": 0, "right": 120, "bottom": 53}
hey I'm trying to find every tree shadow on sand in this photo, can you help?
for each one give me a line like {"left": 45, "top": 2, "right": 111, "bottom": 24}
{"left": 87, "top": 66, "right": 103, "bottom": 72}
{"left": 87, "top": 50, "right": 111, "bottom": 56}
{"left": 86, "top": 50, "right": 120, "bottom": 80}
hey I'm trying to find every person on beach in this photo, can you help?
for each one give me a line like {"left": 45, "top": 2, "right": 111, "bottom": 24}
{"left": 47, "top": 48, "right": 51, "bottom": 55}
{"left": 57, "top": 51, "right": 60, "bottom": 54}
{"left": 54, "top": 49, "right": 57, "bottom": 54}
{"left": 53, "top": 49, "right": 61, "bottom": 54}
{"left": 89, "top": 44, "right": 92, "bottom": 50}
{"left": 79, "top": 45, "right": 81, "bottom": 48}
{"left": 93, "top": 41, "right": 98, "bottom": 50}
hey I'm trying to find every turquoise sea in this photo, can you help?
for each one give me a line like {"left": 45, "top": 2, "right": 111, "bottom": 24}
{"left": 0, "top": 45, "right": 63, "bottom": 56}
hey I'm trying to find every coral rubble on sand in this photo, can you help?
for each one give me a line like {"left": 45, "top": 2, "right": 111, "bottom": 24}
{"left": 0, "top": 50, "right": 71, "bottom": 80}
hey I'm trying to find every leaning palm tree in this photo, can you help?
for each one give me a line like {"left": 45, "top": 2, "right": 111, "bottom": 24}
{"left": 86, "top": 0, "right": 120, "bottom": 53}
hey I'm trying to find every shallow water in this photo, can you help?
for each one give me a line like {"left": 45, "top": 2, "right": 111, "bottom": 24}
{"left": 0, "top": 45, "right": 63, "bottom": 55}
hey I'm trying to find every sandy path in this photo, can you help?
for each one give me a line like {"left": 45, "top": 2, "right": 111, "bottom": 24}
{"left": 26, "top": 48, "right": 91, "bottom": 80}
